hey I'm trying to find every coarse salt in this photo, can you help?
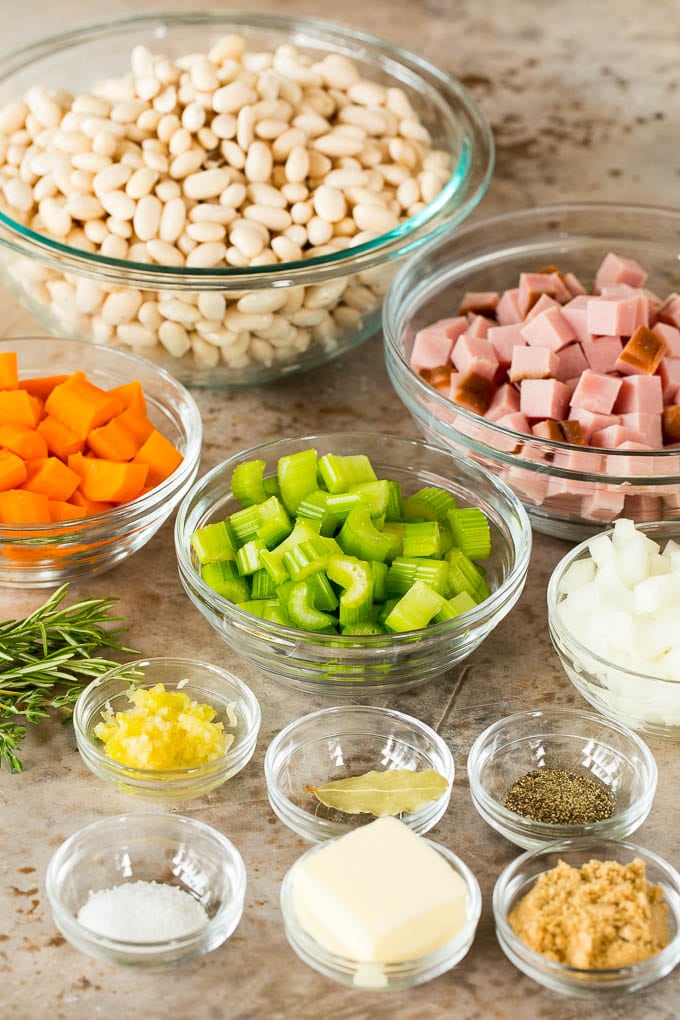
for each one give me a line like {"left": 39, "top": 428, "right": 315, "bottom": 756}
{"left": 77, "top": 880, "right": 209, "bottom": 942}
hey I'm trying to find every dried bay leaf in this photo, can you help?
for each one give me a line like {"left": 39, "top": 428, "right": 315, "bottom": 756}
{"left": 307, "top": 768, "right": 449, "bottom": 817}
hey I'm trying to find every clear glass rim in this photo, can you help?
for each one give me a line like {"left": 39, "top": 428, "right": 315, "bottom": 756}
{"left": 0, "top": 10, "right": 494, "bottom": 287}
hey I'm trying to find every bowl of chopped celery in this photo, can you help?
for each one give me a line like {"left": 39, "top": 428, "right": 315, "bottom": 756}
{"left": 174, "top": 431, "right": 531, "bottom": 695}
{"left": 73, "top": 657, "right": 261, "bottom": 801}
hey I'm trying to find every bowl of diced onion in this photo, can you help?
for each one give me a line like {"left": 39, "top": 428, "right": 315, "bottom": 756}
{"left": 548, "top": 519, "right": 680, "bottom": 739}
{"left": 174, "top": 431, "right": 531, "bottom": 695}
{"left": 0, "top": 11, "right": 492, "bottom": 387}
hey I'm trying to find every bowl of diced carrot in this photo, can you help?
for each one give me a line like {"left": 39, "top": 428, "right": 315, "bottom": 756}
{"left": 0, "top": 337, "right": 202, "bottom": 586}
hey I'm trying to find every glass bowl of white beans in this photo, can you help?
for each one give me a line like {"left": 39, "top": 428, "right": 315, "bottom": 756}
{"left": 0, "top": 12, "right": 493, "bottom": 387}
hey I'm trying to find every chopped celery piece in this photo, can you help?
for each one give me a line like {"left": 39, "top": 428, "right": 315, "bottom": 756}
{"left": 386, "top": 556, "right": 449, "bottom": 597}
{"left": 474, "top": 576, "right": 492, "bottom": 603}
{"left": 251, "top": 568, "right": 277, "bottom": 598}
{"left": 369, "top": 559, "right": 388, "bottom": 603}
{"left": 377, "top": 598, "right": 399, "bottom": 625}
{"left": 230, "top": 459, "right": 267, "bottom": 505}
{"left": 259, "top": 519, "right": 322, "bottom": 584}
{"left": 236, "top": 598, "right": 277, "bottom": 618}
{"left": 278, "top": 448, "right": 318, "bottom": 513}
{"left": 229, "top": 503, "right": 262, "bottom": 545}
{"left": 433, "top": 590, "right": 477, "bottom": 622}
{"left": 439, "top": 525, "right": 455, "bottom": 555}
{"left": 385, "top": 480, "right": 404, "bottom": 521}
{"left": 201, "top": 560, "right": 250, "bottom": 602}
{"left": 282, "top": 535, "right": 341, "bottom": 581}
{"left": 236, "top": 538, "right": 265, "bottom": 576}
{"left": 403, "top": 486, "right": 458, "bottom": 524}
{"left": 262, "top": 601, "right": 291, "bottom": 625}
{"left": 325, "top": 554, "right": 374, "bottom": 626}
{"left": 340, "top": 621, "right": 387, "bottom": 635}
{"left": 257, "top": 495, "right": 292, "bottom": 549}
{"left": 296, "top": 490, "right": 337, "bottom": 535}
{"left": 348, "top": 479, "right": 391, "bottom": 517}
{"left": 306, "top": 570, "right": 339, "bottom": 611}
{"left": 384, "top": 580, "right": 446, "bottom": 632}
{"left": 191, "top": 519, "right": 237, "bottom": 564}
{"left": 401, "top": 521, "right": 441, "bottom": 559}
{"left": 287, "top": 579, "right": 337, "bottom": 632}
{"left": 447, "top": 547, "right": 485, "bottom": 597}
{"left": 381, "top": 521, "right": 404, "bottom": 557}
{"left": 448, "top": 507, "right": 492, "bottom": 559}
{"left": 318, "top": 453, "right": 376, "bottom": 492}
{"left": 337, "top": 505, "right": 400, "bottom": 563}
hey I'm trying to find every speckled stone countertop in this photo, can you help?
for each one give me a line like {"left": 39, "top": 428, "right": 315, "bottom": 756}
{"left": 1, "top": 2, "right": 680, "bottom": 1018}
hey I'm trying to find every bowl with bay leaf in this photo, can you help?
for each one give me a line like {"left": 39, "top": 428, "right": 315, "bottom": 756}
{"left": 264, "top": 705, "right": 454, "bottom": 843}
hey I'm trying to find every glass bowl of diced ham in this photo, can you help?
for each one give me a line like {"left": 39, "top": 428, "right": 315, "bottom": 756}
{"left": 383, "top": 202, "right": 680, "bottom": 541}
{"left": 0, "top": 336, "right": 201, "bottom": 585}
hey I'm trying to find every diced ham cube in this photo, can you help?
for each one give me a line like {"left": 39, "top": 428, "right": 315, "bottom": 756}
{"left": 531, "top": 419, "right": 584, "bottom": 444}
{"left": 620, "top": 412, "right": 663, "bottom": 448}
{"left": 410, "top": 317, "right": 467, "bottom": 371}
{"left": 457, "top": 291, "right": 499, "bottom": 315}
{"left": 547, "top": 449, "right": 601, "bottom": 496}
{"left": 509, "top": 345, "right": 559, "bottom": 382}
{"left": 420, "top": 364, "right": 454, "bottom": 393}
{"left": 561, "top": 295, "right": 592, "bottom": 343}
{"left": 617, "top": 325, "right": 667, "bottom": 376}
{"left": 564, "top": 272, "right": 587, "bottom": 297}
{"left": 586, "top": 294, "right": 646, "bottom": 337}
{"left": 465, "top": 314, "right": 494, "bottom": 338}
{"left": 554, "top": 342, "right": 589, "bottom": 382}
{"left": 497, "top": 411, "right": 531, "bottom": 436}
{"left": 569, "top": 408, "right": 621, "bottom": 442}
{"left": 531, "top": 419, "right": 562, "bottom": 440}
{"left": 581, "top": 335, "right": 624, "bottom": 374}
{"left": 518, "top": 272, "right": 561, "bottom": 317}
{"left": 591, "top": 424, "right": 647, "bottom": 449}
{"left": 505, "top": 443, "right": 550, "bottom": 504}
{"left": 652, "top": 321, "right": 680, "bottom": 358}
{"left": 581, "top": 485, "right": 626, "bottom": 521}
{"left": 488, "top": 323, "right": 526, "bottom": 365}
{"left": 493, "top": 412, "right": 530, "bottom": 451}
{"left": 520, "top": 307, "right": 576, "bottom": 351}
{"left": 613, "top": 373, "right": 663, "bottom": 414}
{"left": 662, "top": 405, "right": 680, "bottom": 444}
{"left": 496, "top": 287, "right": 523, "bottom": 325}
{"left": 594, "top": 252, "right": 647, "bottom": 291}
{"left": 570, "top": 369, "right": 622, "bottom": 414}
{"left": 623, "top": 493, "right": 665, "bottom": 520}
{"left": 450, "top": 371, "right": 496, "bottom": 414}
{"left": 605, "top": 441, "right": 658, "bottom": 477}
{"left": 486, "top": 383, "right": 521, "bottom": 422}
{"left": 520, "top": 378, "right": 571, "bottom": 420}
{"left": 451, "top": 334, "right": 498, "bottom": 379}
{"left": 524, "top": 294, "right": 560, "bottom": 321}
{"left": 658, "top": 293, "right": 680, "bottom": 330}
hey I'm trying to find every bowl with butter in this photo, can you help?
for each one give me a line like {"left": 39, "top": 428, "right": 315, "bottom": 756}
{"left": 280, "top": 816, "right": 481, "bottom": 990}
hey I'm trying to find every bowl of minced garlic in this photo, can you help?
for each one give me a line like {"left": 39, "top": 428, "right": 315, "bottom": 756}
{"left": 73, "top": 657, "right": 261, "bottom": 801}
{"left": 493, "top": 838, "right": 680, "bottom": 996}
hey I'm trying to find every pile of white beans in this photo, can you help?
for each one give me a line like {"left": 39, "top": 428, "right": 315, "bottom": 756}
{"left": 0, "top": 34, "right": 450, "bottom": 372}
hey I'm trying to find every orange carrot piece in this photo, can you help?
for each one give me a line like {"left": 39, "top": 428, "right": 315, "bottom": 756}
{"left": 0, "top": 423, "right": 48, "bottom": 460}
{"left": 87, "top": 415, "right": 144, "bottom": 461}
{"left": 22, "top": 457, "right": 81, "bottom": 501}
{"left": 45, "top": 375, "right": 124, "bottom": 440}
{"left": 48, "top": 499, "right": 87, "bottom": 522}
{"left": 69, "top": 487, "right": 114, "bottom": 514}
{"left": 19, "top": 373, "right": 69, "bottom": 401}
{"left": 0, "top": 488, "right": 51, "bottom": 523}
{"left": 37, "top": 414, "right": 84, "bottom": 461}
{"left": 108, "top": 380, "right": 147, "bottom": 413}
{"left": 0, "top": 449, "right": 28, "bottom": 491}
{"left": 116, "top": 406, "right": 154, "bottom": 446}
{"left": 0, "top": 389, "right": 42, "bottom": 428}
{"left": 132, "top": 429, "right": 183, "bottom": 487}
{"left": 0, "top": 352, "right": 18, "bottom": 390}
{"left": 68, "top": 452, "right": 148, "bottom": 503}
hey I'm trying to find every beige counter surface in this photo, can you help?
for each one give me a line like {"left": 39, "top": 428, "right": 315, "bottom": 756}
{"left": 1, "top": 2, "right": 680, "bottom": 1018}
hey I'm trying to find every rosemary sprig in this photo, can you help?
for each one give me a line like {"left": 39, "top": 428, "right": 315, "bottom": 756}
{"left": 0, "top": 583, "right": 138, "bottom": 773}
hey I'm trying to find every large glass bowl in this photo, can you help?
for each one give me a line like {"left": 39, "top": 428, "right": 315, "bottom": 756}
{"left": 0, "top": 11, "right": 493, "bottom": 387}
{"left": 383, "top": 203, "right": 680, "bottom": 542}
{"left": 174, "top": 431, "right": 531, "bottom": 696}
{"left": 0, "top": 336, "right": 201, "bottom": 586}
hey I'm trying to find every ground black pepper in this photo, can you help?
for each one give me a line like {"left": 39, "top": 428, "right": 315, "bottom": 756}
{"left": 504, "top": 768, "right": 615, "bottom": 825}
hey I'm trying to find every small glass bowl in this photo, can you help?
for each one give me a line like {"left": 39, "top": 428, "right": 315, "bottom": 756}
{"left": 281, "top": 837, "right": 481, "bottom": 990}
{"left": 0, "top": 337, "right": 201, "bottom": 587}
{"left": 46, "top": 812, "right": 246, "bottom": 968}
{"left": 548, "top": 521, "right": 680, "bottom": 740}
{"left": 73, "top": 657, "right": 261, "bottom": 801}
{"left": 383, "top": 202, "right": 680, "bottom": 541}
{"left": 467, "top": 707, "right": 658, "bottom": 850}
{"left": 0, "top": 12, "right": 492, "bottom": 387}
{"left": 174, "top": 431, "right": 531, "bottom": 695}
{"left": 264, "top": 705, "right": 454, "bottom": 843}
{"left": 493, "top": 838, "right": 680, "bottom": 997}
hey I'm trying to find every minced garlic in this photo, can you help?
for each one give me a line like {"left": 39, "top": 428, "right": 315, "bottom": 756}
{"left": 94, "top": 682, "right": 234, "bottom": 769}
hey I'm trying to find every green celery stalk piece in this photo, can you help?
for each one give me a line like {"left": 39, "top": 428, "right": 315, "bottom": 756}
{"left": 369, "top": 559, "right": 388, "bottom": 603}
{"left": 201, "top": 561, "right": 250, "bottom": 602}
{"left": 277, "top": 448, "right": 319, "bottom": 513}
{"left": 447, "top": 506, "right": 492, "bottom": 560}
{"left": 401, "top": 520, "right": 441, "bottom": 559}
{"left": 447, "top": 547, "right": 485, "bottom": 597}
{"left": 337, "top": 505, "right": 400, "bottom": 563}
{"left": 190, "top": 519, "right": 237, "bottom": 565}
{"left": 287, "top": 579, "right": 337, "bottom": 632}
{"left": 306, "top": 570, "right": 339, "bottom": 611}
{"left": 348, "top": 479, "right": 391, "bottom": 517}
{"left": 235, "top": 538, "right": 266, "bottom": 576}
{"left": 381, "top": 521, "right": 404, "bottom": 557}
{"left": 403, "top": 486, "right": 458, "bottom": 524}
{"left": 386, "top": 556, "right": 450, "bottom": 597}
{"left": 256, "top": 495, "right": 293, "bottom": 549}
{"left": 251, "top": 568, "right": 277, "bottom": 599}
{"left": 384, "top": 580, "right": 446, "bottom": 632}
{"left": 474, "top": 576, "right": 492, "bottom": 603}
{"left": 318, "top": 453, "right": 377, "bottom": 493}
{"left": 377, "top": 598, "right": 400, "bottom": 626}
{"left": 325, "top": 554, "right": 374, "bottom": 626}
{"left": 282, "top": 535, "right": 341, "bottom": 581}
{"left": 259, "top": 519, "right": 323, "bottom": 584}
{"left": 230, "top": 459, "right": 268, "bottom": 505}
{"left": 229, "top": 503, "right": 262, "bottom": 545}
{"left": 384, "top": 480, "right": 404, "bottom": 521}
{"left": 340, "top": 620, "right": 387, "bottom": 635}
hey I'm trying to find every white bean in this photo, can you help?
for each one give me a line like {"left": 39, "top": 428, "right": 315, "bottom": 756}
{"left": 184, "top": 167, "right": 232, "bottom": 199}
{"left": 159, "top": 196, "right": 186, "bottom": 241}
{"left": 100, "top": 189, "right": 136, "bottom": 220}
{"left": 185, "top": 241, "right": 226, "bottom": 267}
{"left": 39, "top": 197, "right": 71, "bottom": 236}
{"left": 146, "top": 238, "right": 185, "bottom": 265}
{"left": 244, "top": 141, "right": 273, "bottom": 183}
{"left": 159, "top": 319, "right": 191, "bottom": 356}
{"left": 101, "top": 288, "right": 143, "bottom": 324}
{"left": 198, "top": 292, "right": 227, "bottom": 320}
{"left": 212, "top": 80, "right": 258, "bottom": 114}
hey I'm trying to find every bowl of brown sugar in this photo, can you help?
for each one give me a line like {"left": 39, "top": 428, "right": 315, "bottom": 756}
{"left": 467, "top": 707, "right": 657, "bottom": 850}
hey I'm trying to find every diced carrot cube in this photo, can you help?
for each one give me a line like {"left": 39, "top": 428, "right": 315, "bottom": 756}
{"left": 68, "top": 453, "right": 148, "bottom": 503}
{"left": 133, "top": 429, "right": 183, "bottom": 487}
{"left": 0, "top": 449, "right": 28, "bottom": 491}
{"left": 48, "top": 499, "right": 88, "bottom": 522}
{"left": 37, "top": 415, "right": 84, "bottom": 460}
{"left": 87, "top": 415, "right": 144, "bottom": 461}
{"left": 116, "top": 407, "right": 155, "bottom": 446}
{"left": 45, "top": 375, "right": 124, "bottom": 440}
{"left": 22, "top": 457, "right": 81, "bottom": 501}
{"left": 0, "top": 488, "right": 51, "bottom": 523}
{"left": 108, "top": 380, "right": 147, "bottom": 413}
{"left": 19, "top": 373, "right": 69, "bottom": 401}
{"left": 0, "top": 424, "right": 48, "bottom": 460}
{"left": 0, "top": 390, "right": 42, "bottom": 428}
{"left": 0, "top": 352, "right": 18, "bottom": 390}
{"left": 69, "top": 488, "right": 114, "bottom": 514}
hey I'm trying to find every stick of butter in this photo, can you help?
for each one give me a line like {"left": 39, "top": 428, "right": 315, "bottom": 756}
{"left": 290, "top": 816, "right": 468, "bottom": 964}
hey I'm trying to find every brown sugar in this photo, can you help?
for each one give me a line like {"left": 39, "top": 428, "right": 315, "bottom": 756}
{"left": 508, "top": 857, "right": 670, "bottom": 970}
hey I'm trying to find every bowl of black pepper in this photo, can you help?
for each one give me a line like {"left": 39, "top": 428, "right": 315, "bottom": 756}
{"left": 466, "top": 707, "right": 658, "bottom": 850}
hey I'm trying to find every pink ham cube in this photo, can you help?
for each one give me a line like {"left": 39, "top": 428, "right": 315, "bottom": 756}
{"left": 658, "top": 293, "right": 680, "bottom": 329}
{"left": 496, "top": 287, "right": 523, "bottom": 325}
{"left": 594, "top": 252, "right": 647, "bottom": 291}
{"left": 451, "top": 334, "right": 499, "bottom": 380}
{"left": 494, "top": 412, "right": 530, "bottom": 450}
{"left": 652, "top": 321, "right": 680, "bottom": 358}
{"left": 570, "top": 369, "right": 622, "bottom": 414}
{"left": 581, "top": 485, "right": 626, "bottom": 521}
{"left": 564, "top": 272, "right": 587, "bottom": 297}
{"left": 518, "top": 273, "right": 561, "bottom": 316}
{"left": 509, "top": 345, "right": 559, "bottom": 382}
{"left": 613, "top": 373, "right": 663, "bottom": 414}
{"left": 524, "top": 294, "right": 560, "bottom": 321}
{"left": 547, "top": 449, "right": 602, "bottom": 497}
{"left": 520, "top": 378, "right": 571, "bottom": 420}
{"left": 586, "top": 294, "right": 646, "bottom": 337}
{"left": 581, "top": 336, "right": 624, "bottom": 373}
{"left": 465, "top": 314, "right": 494, "bottom": 338}
{"left": 659, "top": 358, "right": 680, "bottom": 402}
{"left": 560, "top": 295, "right": 592, "bottom": 343}
{"left": 569, "top": 408, "right": 621, "bottom": 442}
{"left": 606, "top": 441, "right": 658, "bottom": 477}
{"left": 620, "top": 412, "right": 663, "bottom": 448}
{"left": 488, "top": 323, "right": 526, "bottom": 365}
{"left": 591, "top": 424, "right": 647, "bottom": 448}
{"left": 486, "top": 383, "right": 521, "bottom": 422}
{"left": 410, "top": 317, "right": 468, "bottom": 371}
{"left": 520, "top": 307, "right": 576, "bottom": 351}
{"left": 554, "top": 342, "right": 589, "bottom": 382}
